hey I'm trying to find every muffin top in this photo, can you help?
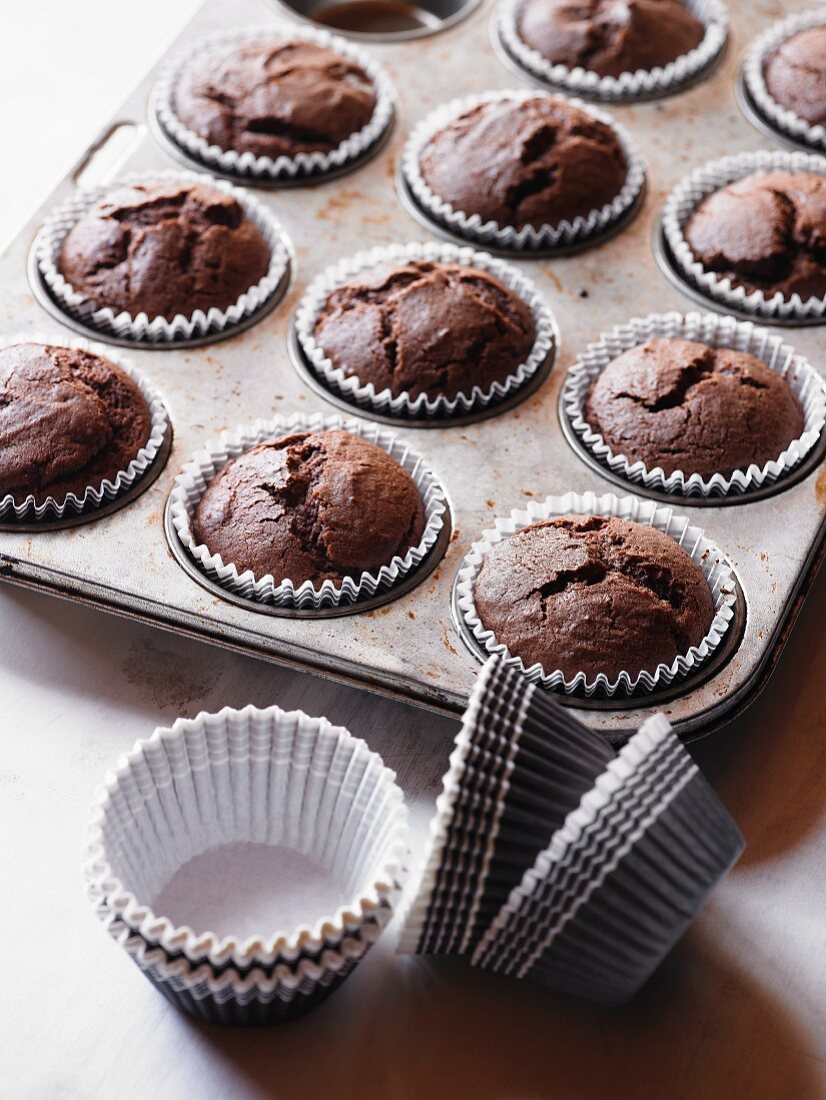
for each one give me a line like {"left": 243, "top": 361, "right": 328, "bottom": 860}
{"left": 312, "top": 260, "right": 538, "bottom": 401}
{"left": 418, "top": 97, "right": 628, "bottom": 230}
{"left": 683, "top": 171, "right": 826, "bottom": 302}
{"left": 764, "top": 26, "right": 826, "bottom": 127}
{"left": 58, "top": 180, "right": 271, "bottom": 321}
{"left": 0, "top": 343, "right": 152, "bottom": 505}
{"left": 585, "top": 338, "right": 805, "bottom": 478}
{"left": 173, "top": 38, "right": 377, "bottom": 159}
{"left": 473, "top": 514, "right": 714, "bottom": 682}
{"left": 517, "top": 0, "right": 705, "bottom": 78}
{"left": 192, "top": 429, "right": 426, "bottom": 586}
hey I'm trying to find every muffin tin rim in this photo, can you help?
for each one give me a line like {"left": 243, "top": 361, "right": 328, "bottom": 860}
{"left": 263, "top": 0, "right": 485, "bottom": 44}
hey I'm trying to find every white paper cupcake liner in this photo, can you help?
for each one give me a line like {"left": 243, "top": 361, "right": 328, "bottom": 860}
{"left": 456, "top": 491, "right": 738, "bottom": 697}
{"left": 661, "top": 150, "right": 826, "bottom": 321}
{"left": 0, "top": 332, "right": 169, "bottom": 521}
{"left": 34, "top": 170, "right": 292, "bottom": 343}
{"left": 152, "top": 24, "right": 397, "bottom": 182}
{"left": 84, "top": 705, "right": 409, "bottom": 976}
{"left": 494, "top": 0, "right": 728, "bottom": 102}
{"left": 294, "top": 241, "right": 557, "bottom": 418}
{"left": 168, "top": 412, "right": 448, "bottom": 610}
{"left": 401, "top": 90, "right": 646, "bottom": 251}
{"left": 562, "top": 311, "right": 826, "bottom": 497}
{"left": 743, "top": 9, "right": 826, "bottom": 153}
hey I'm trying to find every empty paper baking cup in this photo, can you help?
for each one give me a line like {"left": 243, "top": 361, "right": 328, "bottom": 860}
{"left": 168, "top": 412, "right": 449, "bottom": 612}
{"left": 34, "top": 170, "right": 292, "bottom": 345}
{"left": 151, "top": 24, "right": 396, "bottom": 184}
{"left": 741, "top": 9, "right": 826, "bottom": 153}
{"left": 0, "top": 332, "right": 169, "bottom": 523}
{"left": 493, "top": 0, "right": 728, "bottom": 102}
{"left": 293, "top": 241, "right": 557, "bottom": 420}
{"left": 473, "top": 713, "right": 744, "bottom": 1005}
{"left": 661, "top": 150, "right": 826, "bottom": 323}
{"left": 397, "top": 656, "right": 614, "bottom": 957}
{"left": 455, "top": 491, "right": 738, "bottom": 698}
{"left": 561, "top": 311, "right": 826, "bottom": 497}
{"left": 85, "top": 705, "right": 409, "bottom": 1024}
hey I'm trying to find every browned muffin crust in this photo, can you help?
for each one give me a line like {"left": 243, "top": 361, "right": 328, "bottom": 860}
{"left": 418, "top": 97, "right": 628, "bottom": 231}
{"left": 312, "top": 261, "right": 538, "bottom": 401}
{"left": 473, "top": 515, "right": 714, "bottom": 681}
{"left": 517, "top": 0, "right": 705, "bottom": 78}
{"left": 192, "top": 429, "right": 426, "bottom": 586}
{"left": 0, "top": 343, "right": 152, "bottom": 505}
{"left": 173, "top": 39, "right": 378, "bottom": 159}
{"left": 585, "top": 338, "right": 805, "bottom": 477}
{"left": 764, "top": 26, "right": 826, "bottom": 127}
{"left": 58, "top": 181, "right": 271, "bottom": 321}
{"left": 683, "top": 171, "right": 826, "bottom": 302}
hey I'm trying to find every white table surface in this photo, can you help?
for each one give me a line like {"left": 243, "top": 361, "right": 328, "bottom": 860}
{"left": 3, "top": 3, "right": 826, "bottom": 1098}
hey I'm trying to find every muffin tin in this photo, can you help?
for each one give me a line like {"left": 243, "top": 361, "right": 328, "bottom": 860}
{"left": 0, "top": 0, "right": 824, "bottom": 742}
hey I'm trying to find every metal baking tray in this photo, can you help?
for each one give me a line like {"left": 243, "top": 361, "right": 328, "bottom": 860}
{"left": 0, "top": 0, "right": 823, "bottom": 743}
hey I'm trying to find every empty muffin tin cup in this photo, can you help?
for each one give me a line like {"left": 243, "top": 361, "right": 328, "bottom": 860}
{"left": 471, "top": 711, "right": 744, "bottom": 1006}
{"left": 293, "top": 240, "right": 557, "bottom": 420}
{"left": 399, "top": 89, "right": 646, "bottom": 254}
{"left": 84, "top": 705, "right": 409, "bottom": 1024}
{"left": 397, "top": 657, "right": 616, "bottom": 957}
{"left": 455, "top": 490, "right": 738, "bottom": 698}
{"left": 492, "top": 0, "right": 728, "bottom": 102}
{"left": 151, "top": 25, "right": 397, "bottom": 184}
{"left": 660, "top": 150, "right": 826, "bottom": 323}
{"left": 34, "top": 170, "right": 292, "bottom": 345}
{"left": 0, "top": 332, "right": 169, "bottom": 523}
{"left": 167, "top": 411, "right": 449, "bottom": 611}
{"left": 561, "top": 311, "right": 826, "bottom": 498}
{"left": 741, "top": 8, "right": 826, "bottom": 154}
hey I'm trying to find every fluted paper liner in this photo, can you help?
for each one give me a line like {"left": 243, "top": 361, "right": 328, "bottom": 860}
{"left": 294, "top": 241, "right": 557, "bottom": 419}
{"left": 35, "top": 170, "right": 292, "bottom": 343}
{"left": 661, "top": 150, "right": 826, "bottom": 321}
{"left": 152, "top": 25, "right": 396, "bottom": 183}
{"left": 456, "top": 491, "right": 737, "bottom": 697}
{"left": 168, "top": 412, "right": 448, "bottom": 610}
{"left": 84, "top": 705, "right": 409, "bottom": 972}
{"left": 401, "top": 90, "right": 646, "bottom": 251}
{"left": 743, "top": 9, "right": 826, "bottom": 153}
{"left": 494, "top": 0, "right": 728, "bottom": 102}
{"left": 562, "top": 311, "right": 826, "bottom": 496}
{"left": 0, "top": 332, "right": 168, "bottom": 521}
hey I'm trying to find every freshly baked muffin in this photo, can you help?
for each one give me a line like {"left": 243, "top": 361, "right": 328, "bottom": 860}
{"left": 764, "top": 26, "right": 826, "bottom": 127}
{"left": 517, "top": 0, "right": 705, "bottom": 77}
{"left": 683, "top": 171, "right": 826, "bottom": 301}
{"left": 418, "top": 97, "right": 628, "bottom": 230}
{"left": 58, "top": 180, "right": 271, "bottom": 321}
{"left": 312, "top": 261, "right": 538, "bottom": 401}
{"left": 192, "top": 429, "right": 426, "bottom": 586}
{"left": 173, "top": 38, "right": 378, "bottom": 159}
{"left": 585, "top": 337, "right": 805, "bottom": 477}
{"left": 473, "top": 515, "right": 714, "bottom": 681}
{"left": 0, "top": 343, "right": 152, "bottom": 505}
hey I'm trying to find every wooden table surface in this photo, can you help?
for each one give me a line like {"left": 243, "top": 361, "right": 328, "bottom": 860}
{"left": 2, "top": 3, "right": 826, "bottom": 1097}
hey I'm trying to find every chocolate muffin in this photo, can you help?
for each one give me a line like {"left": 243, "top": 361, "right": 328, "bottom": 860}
{"left": 517, "top": 0, "right": 705, "bottom": 78}
{"left": 764, "top": 26, "right": 826, "bottom": 127}
{"left": 312, "top": 261, "right": 538, "bottom": 401}
{"left": 418, "top": 97, "right": 628, "bottom": 230}
{"left": 683, "top": 171, "right": 826, "bottom": 301}
{"left": 585, "top": 338, "right": 805, "bottom": 478}
{"left": 473, "top": 515, "right": 714, "bottom": 681}
{"left": 173, "top": 39, "right": 377, "bottom": 159}
{"left": 0, "top": 343, "right": 152, "bottom": 505}
{"left": 192, "top": 429, "right": 426, "bottom": 586}
{"left": 58, "top": 180, "right": 271, "bottom": 321}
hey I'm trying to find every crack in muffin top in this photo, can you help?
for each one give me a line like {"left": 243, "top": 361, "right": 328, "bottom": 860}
{"left": 764, "top": 26, "right": 826, "bottom": 128}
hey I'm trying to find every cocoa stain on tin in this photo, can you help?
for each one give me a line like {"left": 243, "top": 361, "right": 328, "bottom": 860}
{"left": 816, "top": 465, "right": 826, "bottom": 504}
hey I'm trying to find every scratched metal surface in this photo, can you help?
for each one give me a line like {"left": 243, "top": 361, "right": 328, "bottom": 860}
{"left": 0, "top": 0, "right": 822, "bottom": 738}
